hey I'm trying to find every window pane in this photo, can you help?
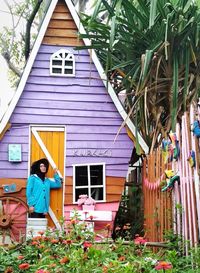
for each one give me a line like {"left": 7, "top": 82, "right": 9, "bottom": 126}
{"left": 64, "top": 69, "right": 73, "bottom": 74}
{"left": 91, "top": 188, "right": 103, "bottom": 200}
{"left": 52, "top": 68, "right": 62, "bottom": 74}
{"left": 75, "top": 166, "right": 88, "bottom": 186}
{"left": 90, "top": 165, "right": 103, "bottom": 185}
{"left": 75, "top": 188, "right": 88, "bottom": 202}
{"left": 65, "top": 61, "right": 73, "bottom": 66}
{"left": 52, "top": 60, "right": 62, "bottom": 65}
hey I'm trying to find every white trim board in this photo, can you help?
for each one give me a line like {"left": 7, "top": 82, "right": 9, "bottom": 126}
{"left": 73, "top": 162, "right": 106, "bottom": 204}
{"left": 0, "top": 0, "right": 149, "bottom": 154}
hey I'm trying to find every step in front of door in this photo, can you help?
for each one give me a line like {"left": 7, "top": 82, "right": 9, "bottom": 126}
{"left": 26, "top": 218, "right": 48, "bottom": 239}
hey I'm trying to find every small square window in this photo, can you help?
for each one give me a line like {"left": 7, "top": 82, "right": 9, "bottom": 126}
{"left": 74, "top": 164, "right": 105, "bottom": 203}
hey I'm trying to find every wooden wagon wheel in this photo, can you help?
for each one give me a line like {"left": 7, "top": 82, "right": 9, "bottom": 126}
{"left": 0, "top": 196, "right": 28, "bottom": 245}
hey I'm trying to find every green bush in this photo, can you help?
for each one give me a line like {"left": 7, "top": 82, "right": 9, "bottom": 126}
{"left": 0, "top": 213, "right": 199, "bottom": 273}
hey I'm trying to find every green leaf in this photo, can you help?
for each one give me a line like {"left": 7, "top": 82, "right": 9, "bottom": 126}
{"left": 149, "top": 0, "right": 158, "bottom": 28}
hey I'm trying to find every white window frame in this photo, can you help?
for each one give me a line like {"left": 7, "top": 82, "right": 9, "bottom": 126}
{"left": 50, "top": 49, "right": 75, "bottom": 76}
{"left": 73, "top": 163, "right": 106, "bottom": 203}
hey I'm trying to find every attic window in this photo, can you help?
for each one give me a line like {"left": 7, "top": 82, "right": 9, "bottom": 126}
{"left": 50, "top": 49, "right": 75, "bottom": 76}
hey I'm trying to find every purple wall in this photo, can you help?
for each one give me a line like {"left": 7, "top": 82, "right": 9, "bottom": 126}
{"left": 0, "top": 45, "right": 133, "bottom": 178}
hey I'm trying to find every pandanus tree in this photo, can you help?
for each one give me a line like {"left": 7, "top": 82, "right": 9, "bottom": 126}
{"left": 79, "top": 0, "right": 200, "bottom": 152}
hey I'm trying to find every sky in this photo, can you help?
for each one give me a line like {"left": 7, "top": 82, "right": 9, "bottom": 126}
{"left": 0, "top": 1, "right": 16, "bottom": 118}
{"left": 0, "top": 0, "right": 93, "bottom": 118}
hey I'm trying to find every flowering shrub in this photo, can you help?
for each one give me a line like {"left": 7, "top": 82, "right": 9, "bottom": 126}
{"left": 0, "top": 213, "right": 199, "bottom": 272}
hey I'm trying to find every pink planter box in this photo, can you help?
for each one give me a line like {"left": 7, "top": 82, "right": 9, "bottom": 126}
{"left": 82, "top": 205, "right": 95, "bottom": 211}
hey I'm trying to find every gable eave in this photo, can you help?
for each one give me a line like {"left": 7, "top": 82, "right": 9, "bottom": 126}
{"left": 0, "top": 0, "right": 58, "bottom": 136}
{"left": 66, "top": 0, "right": 149, "bottom": 154}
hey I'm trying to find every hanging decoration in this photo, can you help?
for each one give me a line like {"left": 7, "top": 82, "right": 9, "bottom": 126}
{"left": 191, "top": 120, "right": 200, "bottom": 138}
{"left": 161, "top": 170, "right": 180, "bottom": 192}
{"left": 144, "top": 174, "right": 165, "bottom": 190}
{"left": 161, "top": 132, "right": 180, "bottom": 163}
{"left": 187, "top": 150, "right": 196, "bottom": 168}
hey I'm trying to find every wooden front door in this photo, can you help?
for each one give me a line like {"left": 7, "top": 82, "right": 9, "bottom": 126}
{"left": 30, "top": 126, "right": 65, "bottom": 228}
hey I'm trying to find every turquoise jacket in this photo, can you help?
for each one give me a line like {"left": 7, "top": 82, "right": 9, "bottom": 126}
{"left": 26, "top": 174, "right": 61, "bottom": 213}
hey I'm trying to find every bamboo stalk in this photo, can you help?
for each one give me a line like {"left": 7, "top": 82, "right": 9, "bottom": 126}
{"left": 181, "top": 116, "right": 189, "bottom": 255}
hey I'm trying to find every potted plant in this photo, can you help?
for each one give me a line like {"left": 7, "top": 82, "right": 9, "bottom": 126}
{"left": 77, "top": 194, "right": 96, "bottom": 211}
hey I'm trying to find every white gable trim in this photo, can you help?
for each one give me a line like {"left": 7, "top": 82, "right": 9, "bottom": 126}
{"left": 0, "top": 0, "right": 58, "bottom": 135}
{"left": 0, "top": 0, "right": 149, "bottom": 154}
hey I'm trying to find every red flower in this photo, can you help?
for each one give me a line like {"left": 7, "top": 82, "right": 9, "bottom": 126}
{"left": 83, "top": 241, "right": 92, "bottom": 250}
{"left": 51, "top": 239, "right": 59, "bottom": 244}
{"left": 70, "top": 219, "right": 76, "bottom": 225}
{"left": 105, "top": 224, "right": 111, "bottom": 230}
{"left": 38, "top": 244, "right": 45, "bottom": 249}
{"left": 66, "top": 239, "right": 72, "bottom": 244}
{"left": 134, "top": 235, "right": 147, "bottom": 245}
{"left": 83, "top": 241, "right": 92, "bottom": 248}
{"left": 18, "top": 263, "right": 30, "bottom": 270}
{"left": 31, "top": 241, "right": 39, "bottom": 246}
{"left": 118, "top": 255, "right": 126, "bottom": 261}
{"left": 155, "top": 261, "right": 173, "bottom": 270}
{"left": 38, "top": 231, "right": 45, "bottom": 236}
{"left": 60, "top": 256, "right": 70, "bottom": 264}
{"left": 17, "top": 255, "right": 24, "bottom": 260}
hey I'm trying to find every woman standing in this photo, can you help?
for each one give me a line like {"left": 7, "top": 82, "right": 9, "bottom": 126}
{"left": 26, "top": 158, "right": 62, "bottom": 218}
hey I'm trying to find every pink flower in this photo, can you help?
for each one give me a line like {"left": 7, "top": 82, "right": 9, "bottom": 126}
{"left": 155, "top": 261, "right": 173, "bottom": 270}
{"left": 134, "top": 235, "right": 147, "bottom": 245}
{"left": 51, "top": 239, "right": 59, "bottom": 244}
{"left": 62, "top": 239, "right": 72, "bottom": 245}
{"left": 38, "top": 231, "right": 45, "bottom": 236}
{"left": 83, "top": 241, "right": 92, "bottom": 249}
{"left": 17, "top": 255, "right": 24, "bottom": 260}
{"left": 18, "top": 263, "right": 30, "bottom": 270}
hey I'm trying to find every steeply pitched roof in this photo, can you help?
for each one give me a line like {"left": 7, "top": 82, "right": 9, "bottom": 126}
{"left": 0, "top": 0, "right": 149, "bottom": 154}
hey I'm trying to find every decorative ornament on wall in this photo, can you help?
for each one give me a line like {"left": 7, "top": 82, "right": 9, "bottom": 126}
{"left": 8, "top": 144, "right": 22, "bottom": 162}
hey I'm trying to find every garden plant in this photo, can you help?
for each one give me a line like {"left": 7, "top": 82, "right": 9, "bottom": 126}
{"left": 0, "top": 212, "right": 199, "bottom": 273}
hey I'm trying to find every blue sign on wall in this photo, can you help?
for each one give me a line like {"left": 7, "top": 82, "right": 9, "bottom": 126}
{"left": 3, "top": 184, "right": 17, "bottom": 193}
{"left": 8, "top": 144, "right": 22, "bottom": 162}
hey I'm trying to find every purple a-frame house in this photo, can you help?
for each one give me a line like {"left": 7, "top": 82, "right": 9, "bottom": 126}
{"left": 0, "top": 0, "right": 148, "bottom": 237}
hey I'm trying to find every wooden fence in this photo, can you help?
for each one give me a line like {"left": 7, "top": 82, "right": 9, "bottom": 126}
{"left": 143, "top": 104, "right": 200, "bottom": 252}
{"left": 143, "top": 149, "right": 172, "bottom": 242}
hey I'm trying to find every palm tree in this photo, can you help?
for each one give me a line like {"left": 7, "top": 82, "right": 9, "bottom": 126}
{"left": 79, "top": 0, "right": 200, "bottom": 152}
